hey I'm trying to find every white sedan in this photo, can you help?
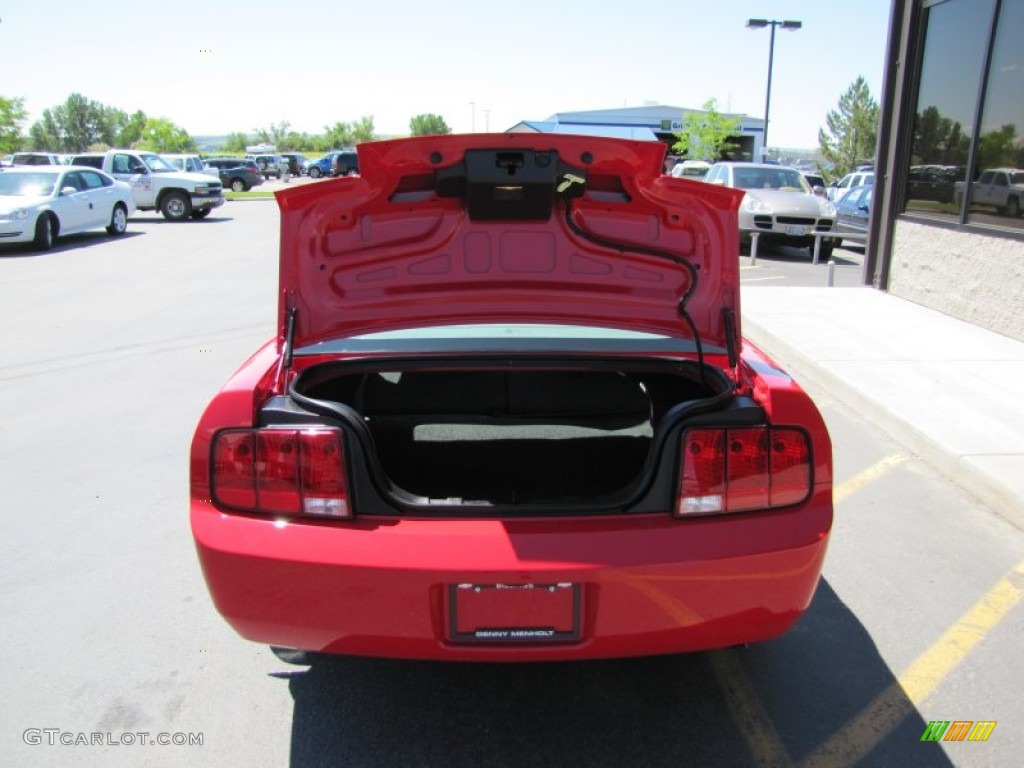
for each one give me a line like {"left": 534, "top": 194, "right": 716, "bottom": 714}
{"left": 0, "top": 166, "right": 136, "bottom": 251}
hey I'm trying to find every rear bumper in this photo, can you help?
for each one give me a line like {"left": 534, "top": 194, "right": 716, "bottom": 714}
{"left": 192, "top": 495, "right": 832, "bottom": 661}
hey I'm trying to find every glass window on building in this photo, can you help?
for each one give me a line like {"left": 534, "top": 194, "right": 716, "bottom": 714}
{"left": 904, "top": 0, "right": 994, "bottom": 219}
{"left": 966, "top": 0, "right": 1024, "bottom": 230}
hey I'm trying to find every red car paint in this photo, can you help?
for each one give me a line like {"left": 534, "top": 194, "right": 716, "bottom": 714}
{"left": 191, "top": 134, "right": 832, "bottom": 661}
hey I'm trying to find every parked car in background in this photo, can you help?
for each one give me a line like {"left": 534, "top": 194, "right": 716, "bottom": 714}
{"left": 204, "top": 157, "right": 265, "bottom": 192}
{"left": 704, "top": 161, "right": 838, "bottom": 259}
{"left": 280, "top": 152, "right": 310, "bottom": 176}
{"left": 670, "top": 160, "right": 711, "bottom": 179}
{"left": 0, "top": 165, "right": 135, "bottom": 250}
{"left": 826, "top": 170, "right": 874, "bottom": 201}
{"left": 801, "top": 172, "right": 828, "bottom": 197}
{"left": 833, "top": 184, "right": 873, "bottom": 244}
{"left": 1, "top": 154, "right": 12, "bottom": 167}
{"left": 907, "top": 165, "right": 959, "bottom": 204}
{"left": 70, "top": 149, "right": 224, "bottom": 221}
{"left": 190, "top": 134, "right": 834, "bottom": 661}
{"left": 10, "top": 152, "right": 65, "bottom": 166}
{"left": 330, "top": 149, "right": 359, "bottom": 176}
{"left": 305, "top": 150, "right": 358, "bottom": 179}
{"left": 164, "top": 154, "right": 216, "bottom": 177}
{"left": 954, "top": 168, "right": 1024, "bottom": 217}
{"left": 248, "top": 154, "right": 285, "bottom": 179}
{"left": 305, "top": 155, "right": 332, "bottom": 179}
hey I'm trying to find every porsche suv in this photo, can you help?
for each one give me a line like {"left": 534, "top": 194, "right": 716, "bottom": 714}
{"left": 705, "top": 162, "right": 838, "bottom": 259}
{"left": 191, "top": 135, "right": 833, "bottom": 661}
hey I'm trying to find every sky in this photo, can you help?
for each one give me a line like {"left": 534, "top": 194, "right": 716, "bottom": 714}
{"left": 0, "top": 0, "right": 892, "bottom": 150}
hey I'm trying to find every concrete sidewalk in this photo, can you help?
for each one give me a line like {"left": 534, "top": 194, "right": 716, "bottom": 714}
{"left": 741, "top": 286, "right": 1024, "bottom": 530}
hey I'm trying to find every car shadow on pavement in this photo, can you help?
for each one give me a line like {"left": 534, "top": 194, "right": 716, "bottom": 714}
{"left": 128, "top": 215, "right": 234, "bottom": 225}
{"left": 0, "top": 230, "right": 144, "bottom": 257}
{"left": 278, "top": 579, "right": 952, "bottom": 768}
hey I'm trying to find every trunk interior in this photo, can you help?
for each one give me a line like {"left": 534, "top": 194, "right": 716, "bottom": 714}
{"left": 293, "top": 365, "right": 720, "bottom": 505}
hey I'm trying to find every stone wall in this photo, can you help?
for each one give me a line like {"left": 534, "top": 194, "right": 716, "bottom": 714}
{"left": 889, "top": 219, "right": 1024, "bottom": 342}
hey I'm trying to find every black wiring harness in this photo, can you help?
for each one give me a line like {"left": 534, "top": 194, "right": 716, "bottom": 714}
{"left": 558, "top": 176, "right": 718, "bottom": 392}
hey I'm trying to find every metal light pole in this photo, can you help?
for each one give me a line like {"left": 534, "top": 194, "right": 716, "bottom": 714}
{"left": 747, "top": 18, "right": 802, "bottom": 161}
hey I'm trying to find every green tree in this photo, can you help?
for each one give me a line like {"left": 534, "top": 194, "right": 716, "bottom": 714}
{"left": 323, "top": 116, "right": 376, "bottom": 147}
{"left": 909, "top": 106, "right": 969, "bottom": 167}
{"left": 976, "top": 124, "right": 1018, "bottom": 170}
{"left": 27, "top": 93, "right": 110, "bottom": 151}
{"left": 818, "top": 77, "right": 880, "bottom": 180}
{"left": 255, "top": 121, "right": 293, "bottom": 148}
{"left": 0, "top": 96, "right": 27, "bottom": 154}
{"left": 672, "top": 99, "right": 740, "bottom": 162}
{"left": 224, "top": 132, "right": 250, "bottom": 152}
{"left": 284, "top": 131, "right": 317, "bottom": 151}
{"left": 136, "top": 117, "right": 195, "bottom": 153}
{"left": 60, "top": 93, "right": 105, "bottom": 150}
{"left": 108, "top": 109, "right": 148, "bottom": 148}
{"left": 28, "top": 109, "right": 61, "bottom": 151}
{"left": 409, "top": 113, "right": 451, "bottom": 136}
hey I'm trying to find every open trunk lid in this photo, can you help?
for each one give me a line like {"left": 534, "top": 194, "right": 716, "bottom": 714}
{"left": 275, "top": 134, "right": 743, "bottom": 357}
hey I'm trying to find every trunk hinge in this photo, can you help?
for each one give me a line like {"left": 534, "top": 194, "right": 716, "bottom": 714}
{"left": 722, "top": 307, "right": 739, "bottom": 370}
{"left": 282, "top": 306, "right": 297, "bottom": 369}
{"left": 274, "top": 306, "right": 298, "bottom": 393}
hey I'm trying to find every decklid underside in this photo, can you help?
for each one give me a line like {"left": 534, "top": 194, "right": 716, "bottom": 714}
{"left": 276, "top": 134, "right": 743, "bottom": 355}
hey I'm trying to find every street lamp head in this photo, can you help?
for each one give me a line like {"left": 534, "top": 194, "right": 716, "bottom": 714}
{"left": 781, "top": 20, "right": 802, "bottom": 30}
{"left": 746, "top": 18, "right": 769, "bottom": 28}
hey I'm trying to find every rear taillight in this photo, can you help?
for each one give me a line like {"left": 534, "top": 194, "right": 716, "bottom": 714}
{"left": 211, "top": 428, "right": 350, "bottom": 519}
{"left": 677, "top": 427, "right": 811, "bottom": 516}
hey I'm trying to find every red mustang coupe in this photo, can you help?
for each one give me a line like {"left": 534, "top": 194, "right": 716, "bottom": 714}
{"left": 190, "top": 134, "right": 833, "bottom": 661}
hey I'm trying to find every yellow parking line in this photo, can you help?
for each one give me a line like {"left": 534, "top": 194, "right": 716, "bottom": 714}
{"left": 709, "top": 649, "right": 794, "bottom": 767}
{"left": 701, "top": 454, "right": 909, "bottom": 766}
{"left": 800, "top": 557, "right": 1024, "bottom": 768}
{"left": 833, "top": 454, "right": 907, "bottom": 506}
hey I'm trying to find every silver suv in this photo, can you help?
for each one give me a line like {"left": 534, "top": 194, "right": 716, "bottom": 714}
{"left": 248, "top": 154, "right": 285, "bottom": 179}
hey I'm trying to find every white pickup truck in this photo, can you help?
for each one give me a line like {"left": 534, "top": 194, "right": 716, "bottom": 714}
{"left": 70, "top": 150, "right": 225, "bottom": 221}
{"left": 954, "top": 168, "right": 1024, "bottom": 217}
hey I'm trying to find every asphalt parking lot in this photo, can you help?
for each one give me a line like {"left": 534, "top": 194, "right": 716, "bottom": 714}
{"left": 2, "top": 200, "right": 1021, "bottom": 767}
{"left": 740, "top": 242, "right": 868, "bottom": 288}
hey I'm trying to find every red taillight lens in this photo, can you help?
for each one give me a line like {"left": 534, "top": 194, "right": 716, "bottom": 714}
{"left": 679, "top": 429, "right": 725, "bottom": 515}
{"left": 256, "top": 431, "right": 301, "bottom": 514}
{"left": 211, "top": 428, "right": 350, "bottom": 519}
{"left": 725, "top": 428, "right": 770, "bottom": 512}
{"left": 212, "top": 431, "right": 256, "bottom": 509}
{"left": 677, "top": 427, "right": 811, "bottom": 517}
{"left": 768, "top": 429, "right": 812, "bottom": 507}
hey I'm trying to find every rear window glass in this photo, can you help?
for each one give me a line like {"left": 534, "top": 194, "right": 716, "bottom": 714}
{"left": 72, "top": 156, "right": 105, "bottom": 169}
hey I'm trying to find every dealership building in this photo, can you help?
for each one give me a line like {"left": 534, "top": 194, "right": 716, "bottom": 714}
{"left": 507, "top": 105, "right": 766, "bottom": 165}
{"left": 870, "top": 0, "right": 1022, "bottom": 341}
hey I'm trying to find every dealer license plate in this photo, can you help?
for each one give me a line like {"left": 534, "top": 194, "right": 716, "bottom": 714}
{"left": 449, "top": 582, "right": 581, "bottom": 644}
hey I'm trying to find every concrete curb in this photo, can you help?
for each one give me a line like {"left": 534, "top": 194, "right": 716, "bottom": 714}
{"left": 743, "top": 317, "right": 1024, "bottom": 531}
